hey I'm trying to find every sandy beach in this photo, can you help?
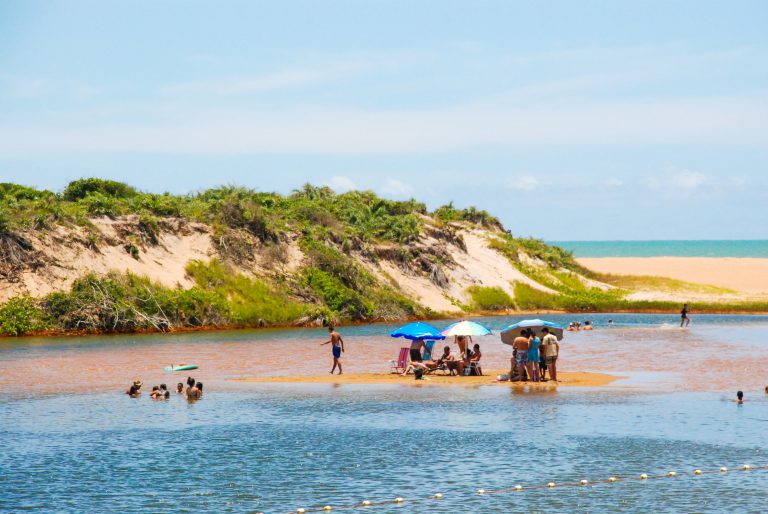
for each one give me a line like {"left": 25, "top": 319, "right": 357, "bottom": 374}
{"left": 237, "top": 370, "right": 622, "bottom": 388}
{"left": 578, "top": 257, "right": 768, "bottom": 294}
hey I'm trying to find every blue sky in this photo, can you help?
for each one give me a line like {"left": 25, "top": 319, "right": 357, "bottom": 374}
{"left": 1, "top": 0, "right": 767, "bottom": 239}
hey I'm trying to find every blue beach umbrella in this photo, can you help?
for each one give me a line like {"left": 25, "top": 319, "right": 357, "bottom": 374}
{"left": 390, "top": 321, "right": 446, "bottom": 341}
{"left": 500, "top": 319, "right": 564, "bottom": 345}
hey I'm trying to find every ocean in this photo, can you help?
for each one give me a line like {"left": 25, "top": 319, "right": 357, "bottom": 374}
{"left": 549, "top": 240, "right": 768, "bottom": 258}
{"left": 2, "top": 314, "right": 768, "bottom": 512}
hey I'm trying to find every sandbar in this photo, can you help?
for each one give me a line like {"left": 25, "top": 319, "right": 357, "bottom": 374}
{"left": 578, "top": 257, "right": 768, "bottom": 294}
{"left": 236, "top": 370, "right": 622, "bottom": 388}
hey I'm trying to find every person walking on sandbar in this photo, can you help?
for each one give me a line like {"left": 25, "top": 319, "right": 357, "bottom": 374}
{"left": 321, "top": 326, "right": 345, "bottom": 374}
{"left": 680, "top": 303, "right": 691, "bottom": 327}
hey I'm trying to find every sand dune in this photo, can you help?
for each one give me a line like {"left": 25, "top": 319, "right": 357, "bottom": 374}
{"left": 578, "top": 257, "right": 768, "bottom": 294}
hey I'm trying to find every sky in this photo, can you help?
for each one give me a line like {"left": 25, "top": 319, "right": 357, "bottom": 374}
{"left": 1, "top": 0, "right": 767, "bottom": 240}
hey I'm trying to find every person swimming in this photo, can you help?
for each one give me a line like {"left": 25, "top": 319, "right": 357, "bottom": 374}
{"left": 736, "top": 391, "right": 744, "bottom": 404}
{"left": 176, "top": 382, "right": 184, "bottom": 394}
{"left": 126, "top": 384, "right": 141, "bottom": 397}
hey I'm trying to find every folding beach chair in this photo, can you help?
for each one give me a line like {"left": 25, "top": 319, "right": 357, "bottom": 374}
{"left": 464, "top": 360, "right": 483, "bottom": 376}
{"left": 390, "top": 347, "right": 410, "bottom": 374}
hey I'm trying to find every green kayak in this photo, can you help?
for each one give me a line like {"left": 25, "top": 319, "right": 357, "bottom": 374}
{"left": 164, "top": 364, "right": 199, "bottom": 372}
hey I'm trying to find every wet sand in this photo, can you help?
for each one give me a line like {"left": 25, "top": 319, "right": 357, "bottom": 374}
{"left": 237, "top": 370, "right": 621, "bottom": 387}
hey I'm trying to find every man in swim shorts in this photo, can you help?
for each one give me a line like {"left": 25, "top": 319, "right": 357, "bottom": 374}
{"left": 321, "top": 326, "right": 345, "bottom": 375}
{"left": 510, "top": 329, "right": 530, "bottom": 381}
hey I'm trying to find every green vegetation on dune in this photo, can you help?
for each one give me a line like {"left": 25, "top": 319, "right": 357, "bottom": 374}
{"left": 1, "top": 178, "right": 766, "bottom": 336}
{"left": 466, "top": 286, "right": 514, "bottom": 311}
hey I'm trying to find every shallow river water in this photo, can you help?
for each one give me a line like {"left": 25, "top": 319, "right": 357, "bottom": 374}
{"left": 2, "top": 314, "right": 767, "bottom": 513}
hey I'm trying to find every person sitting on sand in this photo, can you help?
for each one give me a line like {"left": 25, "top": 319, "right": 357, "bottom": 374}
{"left": 736, "top": 391, "right": 744, "bottom": 404}
{"left": 176, "top": 382, "right": 184, "bottom": 394}
{"left": 467, "top": 343, "right": 483, "bottom": 376}
{"left": 401, "top": 360, "right": 430, "bottom": 376}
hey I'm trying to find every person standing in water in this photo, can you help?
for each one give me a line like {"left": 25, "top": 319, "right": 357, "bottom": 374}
{"left": 681, "top": 303, "right": 691, "bottom": 327}
{"left": 321, "top": 326, "right": 345, "bottom": 374}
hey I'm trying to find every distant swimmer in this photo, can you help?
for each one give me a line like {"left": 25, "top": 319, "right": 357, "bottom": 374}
{"left": 176, "top": 382, "right": 184, "bottom": 394}
{"left": 321, "top": 326, "right": 345, "bottom": 375}
{"left": 681, "top": 303, "right": 691, "bottom": 327}
{"left": 583, "top": 321, "right": 593, "bottom": 331}
{"left": 736, "top": 391, "right": 744, "bottom": 404}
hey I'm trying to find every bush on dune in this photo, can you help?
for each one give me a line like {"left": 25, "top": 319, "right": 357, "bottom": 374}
{"left": 466, "top": 286, "right": 514, "bottom": 311}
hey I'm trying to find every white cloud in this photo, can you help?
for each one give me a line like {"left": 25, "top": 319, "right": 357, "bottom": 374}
{"left": 381, "top": 178, "right": 415, "bottom": 198}
{"left": 326, "top": 175, "right": 357, "bottom": 192}
{"left": 0, "top": 73, "right": 47, "bottom": 99}
{"left": 0, "top": 95, "right": 765, "bottom": 156}
{"left": 509, "top": 176, "right": 541, "bottom": 191}
{"left": 605, "top": 177, "right": 623, "bottom": 187}
{"left": 667, "top": 167, "right": 708, "bottom": 189}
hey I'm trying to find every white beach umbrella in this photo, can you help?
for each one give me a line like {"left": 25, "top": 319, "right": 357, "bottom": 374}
{"left": 440, "top": 320, "right": 493, "bottom": 337}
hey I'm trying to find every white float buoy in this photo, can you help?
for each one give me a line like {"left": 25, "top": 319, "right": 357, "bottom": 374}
{"left": 394, "top": 497, "right": 403, "bottom": 503}
{"left": 694, "top": 469, "right": 703, "bottom": 475}
{"left": 668, "top": 471, "right": 677, "bottom": 477}
{"left": 361, "top": 500, "right": 371, "bottom": 506}
{"left": 580, "top": 480, "right": 589, "bottom": 485}
{"left": 608, "top": 477, "right": 618, "bottom": 482}
{"left": 477, "top": 489, "right": 486, "bottom": 495}
{"left": 743, "top": 464, "right": 751, "bottom": 470}
{"left": 547, "top": 482, "right": 556, "bottom": 488}
{"left": 640, "top": 474, "right": 648, "bottom": 480}
{"left": 514, "top": 485, "right": 523, "bottom": 491}
{"left": 323, "top": 507, "right": 332, "bottom": 512}
{"left": 433, "top": 493, "right": 443, "bottom": 499}
{"left": 297, "top": 509, "right": 306, "bottom": 514}
{"left": 720, "top": 467, "right": 728, "bottom": 472}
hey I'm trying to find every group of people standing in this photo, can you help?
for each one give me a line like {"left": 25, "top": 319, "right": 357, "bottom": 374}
{"left": 125, "top": 376, "right": 203, "bottom": 400}
{"left": 509, "top": 327, "right": 560, "bottom": 382}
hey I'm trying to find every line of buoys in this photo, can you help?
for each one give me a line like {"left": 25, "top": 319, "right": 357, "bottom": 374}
{"left": 289, "top": 464, "right": 767, "bottom": 513}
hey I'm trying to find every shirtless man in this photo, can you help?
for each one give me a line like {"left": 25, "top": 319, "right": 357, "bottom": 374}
{"left": 510, "top": 329, "right": 531, "bottom": 381}
{"left": 321, "top": 326, "right": 345, "bottom": 374}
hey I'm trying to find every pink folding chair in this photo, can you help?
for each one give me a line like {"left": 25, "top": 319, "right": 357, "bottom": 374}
{"left": 389, "top": 347, "right": 410, "bottom": 374}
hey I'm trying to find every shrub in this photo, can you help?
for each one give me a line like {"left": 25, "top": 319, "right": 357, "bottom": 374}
{"left": 0, "top": 296, "right": 49, "bottom": 335}
{"left": 513, "top": 283, "right": 560, "bottom": 311}
{"left": 466, "top": 286, "right": 514, "bottom": 311}
{"left": 186, "top": 259, "right": 307, "bottom": 324}
{"left": 63, "top": 178, "right": 136, "bottom": 201}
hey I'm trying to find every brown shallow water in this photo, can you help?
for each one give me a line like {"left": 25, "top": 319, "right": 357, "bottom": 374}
{"left": 1, "top": 319, "right": 767, "bottom": 396}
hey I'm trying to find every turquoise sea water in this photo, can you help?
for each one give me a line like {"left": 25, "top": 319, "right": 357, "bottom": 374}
{"left": 2, "top": 314, "right": 768, "bottom": 513}
{"left": 548, "top": 240, "right": 768, "bottom": 258}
